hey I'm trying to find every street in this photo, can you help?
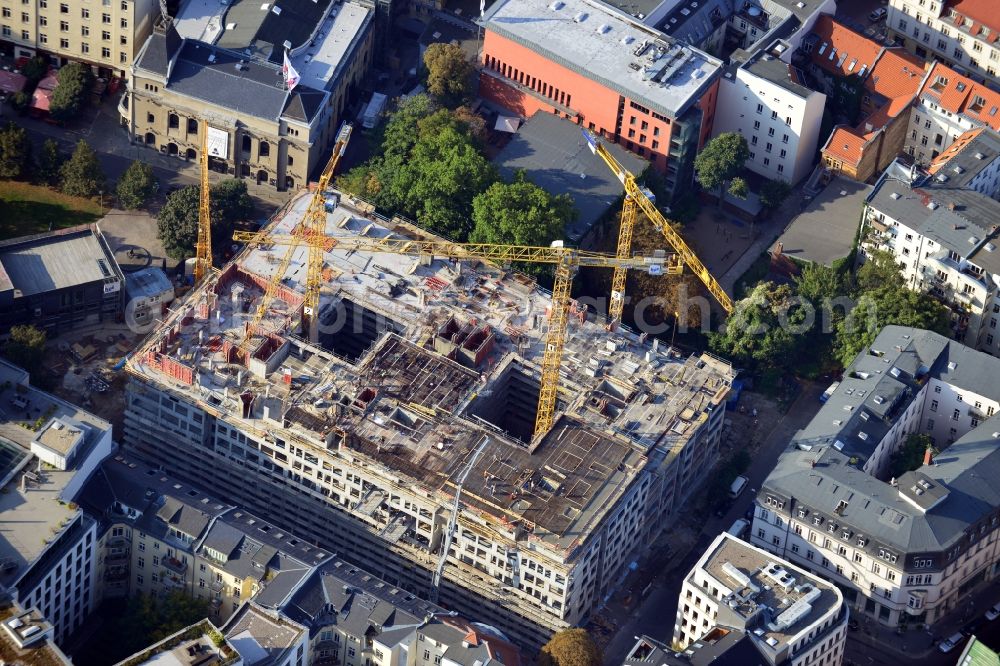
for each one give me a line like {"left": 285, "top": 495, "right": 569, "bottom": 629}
{"left": 600, "top": 381, "right": 826, "bottom": 664}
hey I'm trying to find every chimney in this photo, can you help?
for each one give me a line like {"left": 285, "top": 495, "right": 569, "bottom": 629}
{"left": 923, "top": 445, "right": 934, "bottom": 467}
{"left": 947, "top": 202, "right": 956, "bottom": 210}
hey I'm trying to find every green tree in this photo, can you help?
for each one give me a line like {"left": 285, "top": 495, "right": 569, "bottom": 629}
{"left": 469, "top": 172, "right": 576, "bottom": 268}
{"left": 833, "top": 288, "right": 949, "bottom": 367}
{"left": 157, "top": 179, "right": 254, "bottom": 260}
{"left": 20, "top": 56, "right": 49, "bottom": 83}
{"left": 694, "top": 132, "right": 749, "bottom": 206}
{"left": 35, "top": 139, "right": 63, "bottom": 186}
{"left": 794, "top": 263, "right": 843, "bottom": 305}
{"left": 728, "top": 176, "right": 749, "bottom": 200}
{"left": 157, "top": 186, "right": 201, "bottom": 260}
{"left": 538, "top": 628, "right": 602, "bottom": 666}
{"left": 855, "top": 249, "right": 905, "bottom": 293}
{"left": 889, "top": 433, "right": 936, "bottom": 479}
{"left": 760, "top": 178, "right": 792, "bottom": 209}
{"left": 423, "top": 43, "right": 474, "bottom": 106}
{"left": 0, "top": 122, "right": 32, "bottom": 180}
{"left": 48, "top": 62, "right": 93, "bottom": 124}
{"left": 10, "top": 91, "right": 30, "bottom": 112}
{"left": 59, "top": 139, "right": 105, "bottom": 198}
{"left": 116, "top": 160, "right": 158, "bottom": 209}
{"left": 709, "top": 282, "right": 807, "bottom": 370}
{"left": 3, "top": 325, "right": 46, "bottom": 375}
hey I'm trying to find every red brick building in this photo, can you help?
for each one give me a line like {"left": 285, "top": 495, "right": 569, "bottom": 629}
{"left": 480, "top": 0, "right": 722, "bottom": 201}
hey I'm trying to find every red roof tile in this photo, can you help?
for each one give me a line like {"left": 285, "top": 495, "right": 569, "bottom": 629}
{"left": 808, "top": 16, "right": 882, "bottom": 78}
{"left": 927, "top": 127, "right": 985, "bottom": 174}
{"left": 822, "top": 126, "right": 869, "bottom": 165}
{"left": 864, "top": 49, "right": 924, "bottom": 110}
{"left": 919, "top": 62, "right": 1000, "bottom": 131}
{"left": 947, "top": 0, "right": 996, "bottom": 31}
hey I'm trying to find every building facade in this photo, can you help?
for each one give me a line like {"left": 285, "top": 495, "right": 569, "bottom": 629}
{"left": 0, "top": 0, "right": 158, "bottom": 77}
{"left": 479, "top": 0, "right": 722, "bottom": 201}
{"left": 713, "top": 43, "right": 826, "bottom": 184}
{"left": 904, "top": 62, "right": 1000, "bottom": 164}
{"left": 0, "top": 360, "right": 115, "bottom": 645}
{"left": 861, "top": 150, "right": 1000, "bottom": 356}
{"left": 0, "top": 225, "right": 124, "bottom": 336}
{"left": 888, "top": 0, "right": 1000, "bottom": 86}
{"left": 752, "top": 326, "right": 1000, "bottom": 629}
{"left": 673, "top": 533, "right": 848, "bottom": 666}
{"left": 124, "top": 0, "right": 374, "bottom": 192}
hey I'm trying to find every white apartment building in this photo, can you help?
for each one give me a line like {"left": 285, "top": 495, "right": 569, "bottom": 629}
{"left": 861, "top": 150, "right": 1000, "bottom": 357}
{"left": 752, "top": 326, "right": 1000, "bottom": 629}
{"left": 888, "top": 0, "right": 1000, "bottom": 85}
{"left": 0, "top": 0, "right": 159, "bottom": 77}
{"left": 905, "top": 62, "right": 1000, "bottom": 164}
{"left": 0, "top": 360, "right": 114, "bottom": 645}
{"left": 713, "top": 42, "right": 826, "bottom": 184}
{"left": 673, "top": 533, "right": 848, "bottom": 666}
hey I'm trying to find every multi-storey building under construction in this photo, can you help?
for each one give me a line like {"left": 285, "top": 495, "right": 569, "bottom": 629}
{"left": 122, "top": 190, "right": 735, "bottom": 645}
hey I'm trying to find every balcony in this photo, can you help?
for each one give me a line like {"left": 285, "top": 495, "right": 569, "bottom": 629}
{"left": 105, "top": 567, "right": 128, "bottom": 582}
{"left": 105, "top": 548, "right": 130, "bottom": 563}
{"left": 163, "top": 574, "right": 185, "bottom": 589}
{"left": 162, "top": 556, "right": 187, "bottom": 575}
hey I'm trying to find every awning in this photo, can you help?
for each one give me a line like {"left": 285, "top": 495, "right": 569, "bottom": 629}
{"left": 31, "top": 88, "right": 52, "bottom": 111}
{"left": 494, "top": 115, "right": 521, "bottom": 133}
{"left": 0, "top": 70, "right": 27, "bottom": 95}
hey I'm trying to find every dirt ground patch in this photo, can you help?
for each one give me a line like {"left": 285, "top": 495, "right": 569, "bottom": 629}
{"left": 684, "top": 207, "right": 762, "bottom": 278}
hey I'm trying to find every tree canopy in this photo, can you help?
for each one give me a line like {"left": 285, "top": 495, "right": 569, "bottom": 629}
{"left": 759, "top": 178, "right": 792, "bottom": 209}
{"left": 469, "top": 172, "right": 575, "bottom": 273}
{"left": 709, "top": 282, "right": 807, "bottom": 371}
{"left": 60, "top": 139, "right": 105, "bottom": 198}
{"left": 694, "top": 132, "right": 749, "bottom": 202}
{"left": 48, "top": 62, "right": 93, "bottom": 123}
{"left": 116, "top": 160, "right": 158, "bottom": 210}
{"left": 336, "top": 95, "right": 497, "bottom": 240}
{"left": 20, "top": 56, "right": 49, "bottom": 83}
{"left": 3, "top": 325, "right": 46, "bottom": 376}
{"left": 423, "top": 43, "right": 474, "bottom": 106}
{"left": 0, "top": 122, "right": 32, "bottom": 180}
{"left": 889, "top": 433, "right": 936, "bottom": 479}
{"left": 35, "top": 139, "right": 63, "bottom": 186}
{"left": 157, "top": 179, "right": 254, "bottom": 260}
{"left": 538, "top": 628, "right": 602, "bottom": 666}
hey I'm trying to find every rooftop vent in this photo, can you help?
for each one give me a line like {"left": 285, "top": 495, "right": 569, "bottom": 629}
{"left": 953, "top": 165, "right": 965, "bottom": 174}
{"left": 927, "top": 201, "right": 939, "bottom": 210}
{"left": 548, "top": 0, "right": 563, "bottom": 9}
{"left": 597, "top": 23, "right": 611, "bottom": 34}
{"left": 969, "top": 236, "right": 980, "bottom": 245}
{"left": 574, "top": 11, "right": 588, "bottom": 22}
{"left": 986, "top": 243, "right": 996, "bottom": 252}
{"left": 936, "top": 173, "right": 948, "bottom": 182}
{"left": 975, "top": 152, "right": 986, "bottom": 159}
{"left": 890, "top": 192, "right": 900, "bottom": 199}
{"left": 282, "top": 39, "right": 292, "bottom": 49}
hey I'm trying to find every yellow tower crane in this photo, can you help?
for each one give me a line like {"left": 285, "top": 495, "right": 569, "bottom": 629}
{"left": 194, "top": 119, "right": 213, "bottom": 284}
{"left": 232, "top": 231, "right": 681, "bottom": 439}
{"left": 582, "top": 130, "right": 735, "bottom": 316}
{"left": 235, "top": 122, "right": 353, "bottom": 353}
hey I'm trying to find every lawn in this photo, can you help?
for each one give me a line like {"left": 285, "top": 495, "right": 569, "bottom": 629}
{"left": 0, "top": 180, "right": 102, "bottom": 240}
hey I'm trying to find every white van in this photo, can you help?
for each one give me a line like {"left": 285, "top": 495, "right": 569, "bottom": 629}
{"left": 727, "top": 519, "right": 749, "bottom": 538}
{"left": 729, "top": 475, "right": 749, "bottom": 498}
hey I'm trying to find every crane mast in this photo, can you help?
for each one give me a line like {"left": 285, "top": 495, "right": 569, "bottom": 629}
{"left": 194, "top": 120, "right": 213, "bottom": 284}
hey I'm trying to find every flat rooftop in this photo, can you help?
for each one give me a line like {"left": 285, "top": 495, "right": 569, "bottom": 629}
{"left": 776, "top": 177, "right": 871, "bottom": 266}
{"left": 0, "top": 361, "right": 112, "bottom": 588}
{"left": 223, "top": 605, "right": 303, "bottom": 665}
{"left": 0, "top": 605, "right": 68, "bottom": 666}
{"left": 696, "top": 534, "right": 842, "bottom": 653}
{"left": 483, "top": 0, "right": 721, "bottom": 119}
{"left": 0, "top": 225, "right": 117, "bottom": 298}
{"left": 127, "top": 190, "right": 734, "bottom": 553}
{"left": 174, "top": 0, "right": 370, "bottom": 91}
{"left": 492, "top": 112, "right": 648, "bottom": 243}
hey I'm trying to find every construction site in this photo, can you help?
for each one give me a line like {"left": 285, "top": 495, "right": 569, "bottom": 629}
{"left": 121, "top": 131, "right": 736, "bottom": 646}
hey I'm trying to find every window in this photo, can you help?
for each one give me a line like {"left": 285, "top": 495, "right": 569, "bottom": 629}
{"left": 777, "top": 164, "right": 784, "bottom": 173}
{"left": 771, "top": 110, "right": 778, "bottom": 119}
{"left": 60, "top": 38, "right": 69, "bottom": 48}
{"left": 40, "top": 16, "right": 47, "bottom": 25}
{"left": 147, "top": 113, "right": 155, "bottom": 123}
{"left": 756, "top": 103, "right": 763, "bottom": 113}
{"left": 782, "top": 133, "right": 789, "bottom": 143}
{"left": 768, "top": 127, "right": 774, "bottom": 137}
{"left": 102, "top": 47, "right": 110, "bottom": 57}
{"left": 81, "top": 42, "right": 89, "bottom": 52}
{"left": 59, "top": 2, "right": 68, "bottom": 12}
{"left": 259, "top": 142, "right": 270, "bottom": 157}
{"left": 751, "top": 135, "right": 758, "bottom": 145}
{"left": 953, "top": 409, "right": 961, "bottom": 420}
{"left": 20, "top": 29, "right": 28, "bottom": 39}
{"left": 931, "top": 400, "right": 938, "bottom": 411}
{"left": 927, "top": 418, "right": 935, "bottom": 429}
{"left": 81, "top": 8, "right": 89, "bottom": 17}
{"left": 1, "top": 8, "right": 8, "bottom": 17}
{"left": 102, "top": 30, "right": 110, "bottom": 40}
{"left": 102, "top": 13, "right": 111, "bottom": 23}
{"left": 785, "top": 117, "right": 792, "bottom": 125}
{"left": 81, "top": 26, "right": 89, "bottom": 35}
{"left": 120, "top": 17, "right": 127, "bottom": 28}
{"left": 765, "top": 142, "right": 772, "bottom": 153}
{"left": 40, "top": 32, "right": 48, "bottom": 42}
{"left": 60, "top": 21, "right": 68, "bottom": 31}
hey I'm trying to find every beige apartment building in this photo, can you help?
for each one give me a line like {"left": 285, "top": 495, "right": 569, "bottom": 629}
{"left": 123, "top": 0, "right": 373, "bottom": 191}
{"left": 888, "top": 0, "right": 1000, "bottom": 86}
{"left": 0, "top": 0, "right": 157, "bottom": 77}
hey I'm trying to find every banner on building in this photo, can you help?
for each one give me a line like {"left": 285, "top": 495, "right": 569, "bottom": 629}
{"left": 206, "top": 126, "right": 229, "bottom": 160}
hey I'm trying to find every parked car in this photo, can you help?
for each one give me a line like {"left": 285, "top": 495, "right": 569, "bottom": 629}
{"left": 939, "top": 632, "right": 966, "bottom": 653}
{"left": 986, "top": 602, "right": 1000, "bottom": 621}
{"left": 869, "top": 7, "right": 887, "bottom": 21}
{"left": 727, "top": 519, "right": 750, "bottom": 538}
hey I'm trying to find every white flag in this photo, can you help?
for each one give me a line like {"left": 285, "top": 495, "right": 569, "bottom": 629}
{"left": 282, "top": 50, "right": 301, "bottom": 91}
{"left": 480, "top": 0, "right": 485, "bottom": 17}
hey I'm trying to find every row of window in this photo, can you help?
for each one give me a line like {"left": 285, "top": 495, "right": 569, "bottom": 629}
{"left": 483, "top": 54, "right": 572, "bottom": 109}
